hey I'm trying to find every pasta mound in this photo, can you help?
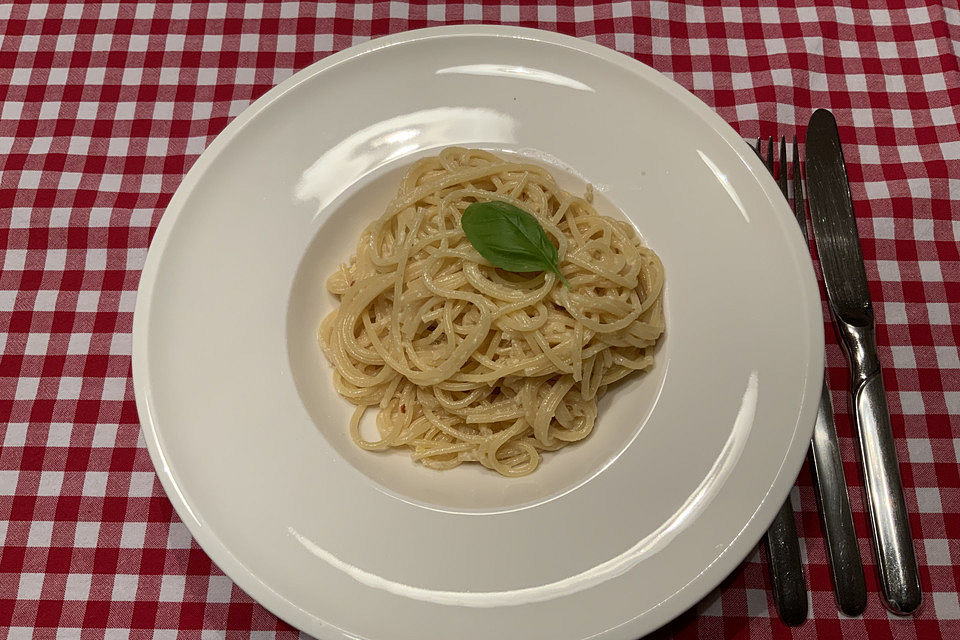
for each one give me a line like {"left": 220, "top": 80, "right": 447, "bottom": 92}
{"left": 320, "top": 148, "right": 664, "bottom": 476}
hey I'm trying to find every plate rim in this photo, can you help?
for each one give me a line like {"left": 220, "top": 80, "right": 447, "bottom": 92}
{"left": 132, "top": 24, "right": 824, "bottom": 639}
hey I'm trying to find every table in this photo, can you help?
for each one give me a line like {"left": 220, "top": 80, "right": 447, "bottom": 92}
{"left": 1, "top": 2, "right": 957, "bottom": 638}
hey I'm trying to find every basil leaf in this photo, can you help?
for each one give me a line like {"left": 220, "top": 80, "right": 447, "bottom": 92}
{"left": 461, "top": 200, "right": 571, "bottom": 289}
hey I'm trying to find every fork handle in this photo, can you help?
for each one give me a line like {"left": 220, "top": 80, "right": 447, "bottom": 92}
{"left": 764, "top": 498, "right": 808, "bottom": 625}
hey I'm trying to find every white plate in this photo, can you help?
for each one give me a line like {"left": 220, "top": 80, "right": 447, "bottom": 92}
{"left": 133, "top": 26, "right": 823, "bottom": 640}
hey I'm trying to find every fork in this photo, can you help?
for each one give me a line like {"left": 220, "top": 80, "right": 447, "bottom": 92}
{"left": 757, "top": 137, "right": 867, "bottom": 619}
{"left": 755, "top": 137, "right": 809, "bottom": 627}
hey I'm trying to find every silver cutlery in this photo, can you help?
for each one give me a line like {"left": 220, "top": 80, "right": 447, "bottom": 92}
{"left": 762, "top": 501, "right": 808, "bottom": 626}
{"left": 805, "top": 108, "right": 922, "bottom": 614}
{"left": 756, "top": 137, "right": 808, "bottom": 627}
{"left": 786, "top": 136, "right": 867, "bottom": 616}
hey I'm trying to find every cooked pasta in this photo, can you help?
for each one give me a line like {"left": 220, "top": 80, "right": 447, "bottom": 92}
{"left": 319, "top": 147, "right": 664, "bottom": 477}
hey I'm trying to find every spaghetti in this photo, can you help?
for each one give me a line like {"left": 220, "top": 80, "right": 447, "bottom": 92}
{"left": 320, "top": 148, "right": 664, "bottom": 476}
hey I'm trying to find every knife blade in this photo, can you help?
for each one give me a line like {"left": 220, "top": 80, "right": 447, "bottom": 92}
{"left": 805, "top": 108, "right": 922, "bottom": 615}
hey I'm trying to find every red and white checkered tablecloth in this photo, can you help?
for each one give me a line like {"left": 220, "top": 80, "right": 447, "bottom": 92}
{"left": 1, "top": 1, "right": 958, "bottom": 638}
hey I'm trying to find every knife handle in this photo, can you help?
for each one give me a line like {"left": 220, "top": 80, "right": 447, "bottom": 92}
{"left": 837, "top": 321, "right": 922, "bottom": 614}
{"left": 809, "top": 380, "right": 867, "bottom": 616}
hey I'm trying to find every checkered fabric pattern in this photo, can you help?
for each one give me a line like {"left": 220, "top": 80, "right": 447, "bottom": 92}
{"left": 0, "top": 1, "right": 957, "bottom": 638}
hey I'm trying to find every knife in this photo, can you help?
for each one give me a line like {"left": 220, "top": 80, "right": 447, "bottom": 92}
{"left": 805, "top": 108, "right": 922, "bottom": 614}
{"left": 789, "top": 137, "right": 867, "bottom": 617}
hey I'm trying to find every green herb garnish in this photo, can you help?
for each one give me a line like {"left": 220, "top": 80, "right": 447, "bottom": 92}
{"left": 461, "top": 200, "right": 571, "bottom": 289}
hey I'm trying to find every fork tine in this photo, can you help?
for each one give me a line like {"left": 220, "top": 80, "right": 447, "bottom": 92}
{"left": 792, "top": 135, "right": 806, "bottom": 236}
{"left": 755, "top": 138, "right": 762, "bottom": 158}
{"left": 766, "top": 137, "right": 774, "bottom": 176}
{"left": 778, "top": 136, "right": 788, "bottom": 198}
